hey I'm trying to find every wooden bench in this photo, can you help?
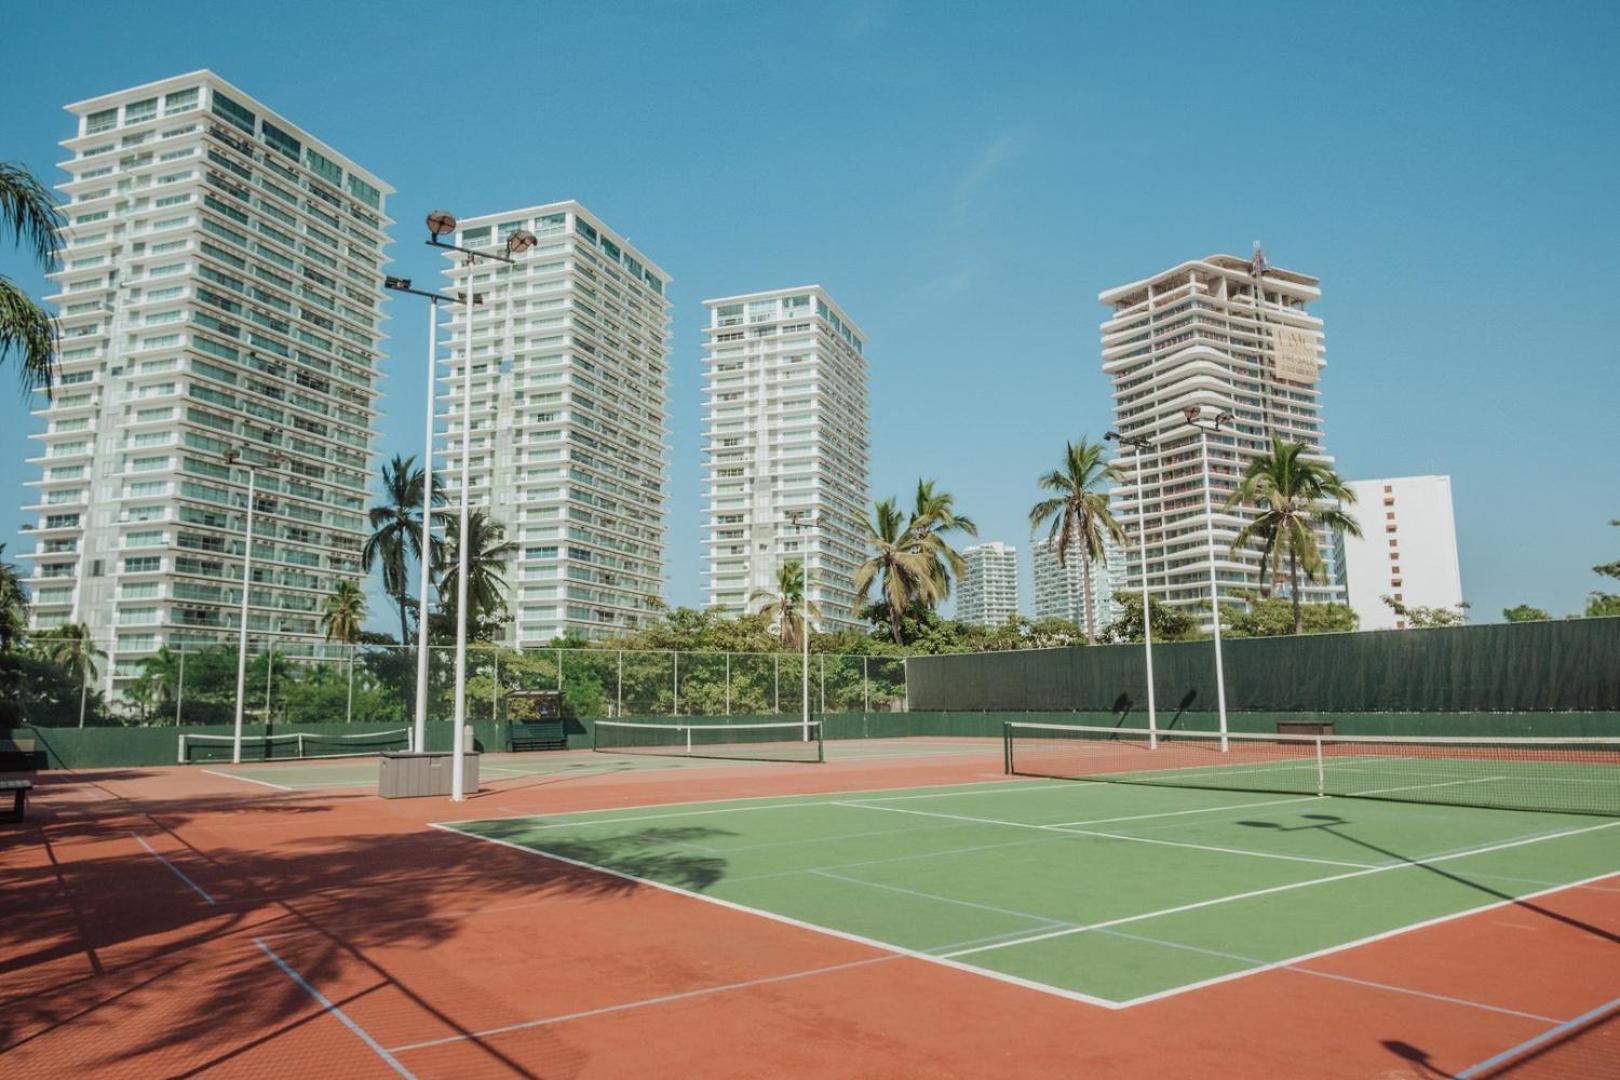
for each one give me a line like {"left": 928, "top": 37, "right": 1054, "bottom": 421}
{"left": 0, "top": 779, "right": 32, "bottom": 821}
{"left": 0, "top": 739, "right": 38, "bottom": 773}
{"left": 508, "top": 720, "right": 567, "bottom": 752}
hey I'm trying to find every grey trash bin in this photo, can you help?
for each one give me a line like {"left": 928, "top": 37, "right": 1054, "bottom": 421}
{"left": 378, "top": 751, "right": 480, "bottom": 798}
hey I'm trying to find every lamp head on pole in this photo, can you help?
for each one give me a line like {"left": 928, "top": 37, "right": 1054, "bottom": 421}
{"left": 504, "top": 229, "right": 538, "bottom": 256}
{"left": 426, "top": 210, "right": 458, "bottom": 239}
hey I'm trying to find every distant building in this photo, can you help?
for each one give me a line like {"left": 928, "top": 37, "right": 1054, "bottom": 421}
{"left": 22, "top": 72, "right": 391, "bottom": 696}
{"left": 701, "top": 287, "right": 869, "bottom": 632}
{"left": 1098, "top": 252, "right": 1345, "bottom": 629}
{"left": 1342, "top": 476, "right": 1463, "bottom": 630}
{"left": 958, "top": 542, "right": 1019, "bottom": 627}
{"left": 437, "top": 201, "right": 672, "bottom": 645}
{"left": 1032, "top": 534, "right": 1125, "bottom": 630}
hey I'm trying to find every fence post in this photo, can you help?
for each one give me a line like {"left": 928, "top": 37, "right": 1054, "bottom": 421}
{"left": 78, "top": 663, "right": 89, "bottom": 728}
{"left": 673, "top": 651, "right": 680, "bottom": 717}
{"left": 265, "top": 649, "right": 274, "bottom": 727}
{"left": 176, "top": 647, "right": 185, "bottom": 727}
{"left": 346, "top": 644, "right": 355, "bottom": 723}
{"left": 819, "top": 653, "right": 826, "bottom": 715}
{"left": 617, "top": 650, "right": 623, "bottom": 718}
{"left": 725, "top": 652, "right": 731, "bottom": 716}
{"left": 903, "top": 656, "right": 911, "bottom": 712}
{"left": 864, "top": 655, "right": 870, "bottom": 714}
{"left": 556, "top": 647, "right": 563, "bottom": 693}
{"left": 774, "top": 654, "right": 779, "bottom": 714}
{"left": 493, "top": 649, "right": 500, "bottom": 722}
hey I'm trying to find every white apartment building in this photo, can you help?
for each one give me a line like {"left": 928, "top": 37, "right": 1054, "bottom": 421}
{"left": 437, "top": 202, "right": 670, "bottom": 644}
{"left": 1032, "top": 534, "right": 1126, "bottom": 629}
{"left": 702, "top": 287, "right": 869, "bottom": 632}
{"left": 958, "top": 541, "right": 1019, "bottom": 627}
{"left": 22, "top": 72, "right": 391, "bottom": 693}
{"left": 1342, "top": 476, "right": 1464, "bottom": 630}
{"left": 1099, "top": 251, "right": 1345, "bottom": 626}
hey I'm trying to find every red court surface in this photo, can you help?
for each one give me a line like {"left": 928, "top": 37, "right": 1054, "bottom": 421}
{"left": 2, "top": 741, "right": 1617, "bottom": 1078}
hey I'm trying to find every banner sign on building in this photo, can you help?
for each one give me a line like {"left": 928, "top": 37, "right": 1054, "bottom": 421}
{"left": 1271, "top": 324, "right": 1320, "bottom": 384}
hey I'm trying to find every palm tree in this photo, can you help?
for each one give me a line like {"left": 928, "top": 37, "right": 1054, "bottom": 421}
{"left": 854, "top": 498, "right": 942, "bottom": 644}
{"left": 1226, "top": 437, "right": 1362, "bottom": 635}
{"left": 1028, "top": 437, "right": 1128, "bottom": 645}
{"left": 438, "top": 510, "right": 518, "bottom": 626}
{"left": 909, "top": 479, "right": 978, "bottom": 603}
{"left": 321, "top": 579, "right": 367, "bottom": 644}
{"left": 0, "top": 543, "right": 28, "bottom": 653}
{"left": 750, "top": 559, "right": 822, "bottom": 651}
{"left": 34, "top": 622, "right": 104, "bottom": 724}
{"left": 363, "top": 455, "right": 440, "bottom": 644}
{"left": 1, "top": 161, "right": 63, "bottom": 394}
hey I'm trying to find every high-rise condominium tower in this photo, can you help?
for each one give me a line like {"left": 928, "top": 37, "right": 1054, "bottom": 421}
{"left": 702, "top": 287, "right": 868, "bottom": 632}
{"left": 958, "top": 542, "right": 1019, "bottom": 627}
{"left": 1032, "top": 535, "right": 1125, "bottom": 630}
{"left": 1342, "top": 476, "right": 1464, "bottom": 631}
{"left": 437, "top": 203, "right": 670, "bottom": 644}
{"left": 1098, "top": 252, "right": 1343, "bottom": 622}
{"left": 22, "top": 72, "right": 391, "bottom": 693}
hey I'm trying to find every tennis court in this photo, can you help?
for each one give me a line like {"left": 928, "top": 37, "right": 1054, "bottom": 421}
{"left": 437, "top": 749, "right": 1620, "bottom": 1006}
{"left": 202, "top": 732, "right": 1000, "bottom": 791}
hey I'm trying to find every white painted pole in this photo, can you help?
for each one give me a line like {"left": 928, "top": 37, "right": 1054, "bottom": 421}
{"left": 801, "top": 564, "right": 810, "bottom": 741}
{"left": 346, "top": 645, "right": 355, "bottom": 723}
{"left": 413, "top": 297, "right": 438, "bottom": 756}
{"left": 175, "top": 648, "right": 185, "bottom": 727}
{"left": 451, "top": 267, "right": 474, "bottom": 801}
{"left": 616, "top": 650, "right": 623, "bottom": 717}
{"left": 673, "top": 651, "right": 680, "bottom": 716}
{"left": 1138, "top": 442, "right": 1158, "bottom": 749}
{"left": 232, "top": 465, "right": 256, "bottom": 765}
{"left": 1199, "top": 426, "right": 1230, "bottom": 751}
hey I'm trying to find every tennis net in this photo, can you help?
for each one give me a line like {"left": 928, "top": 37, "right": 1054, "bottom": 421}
{"left": 179, "top": 728, "right": 412, "bottom": 764}
{"left": 1004, "top": 722, "right": 1620, "bottom": 816}
{"left": 592, "top": 719, "right": 824, "bottom": 764}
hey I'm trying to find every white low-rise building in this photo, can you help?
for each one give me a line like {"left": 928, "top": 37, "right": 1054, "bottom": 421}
{"left": 1342, "top": 476, "right": 1464, "bottom": 630}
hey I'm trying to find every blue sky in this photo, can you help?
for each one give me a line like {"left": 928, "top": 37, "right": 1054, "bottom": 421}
{"left": 2, "top": 0, "right": 1617, "bottom": 629}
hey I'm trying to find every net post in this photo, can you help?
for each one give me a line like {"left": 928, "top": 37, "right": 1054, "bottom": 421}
{"left": 1003, "top": 722, "right": 1012, "bottom": 775}
{"left": 1315, "top": 737, "right": 1325, "bottom": 797}
{"left": 685, "top": 725, "right": 692, "bottom": 755}
{"left": 177, "top": 734, "right": 187, "bottom": 765}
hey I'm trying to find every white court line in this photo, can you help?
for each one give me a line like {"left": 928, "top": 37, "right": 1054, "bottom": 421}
{"left": 833, "top": 800, "right": 1376, "bottom": 869}
{"left": 1116, "top": 866, "right": 1620, "bottom": 1009}
{"left": 941, "top": 818, "right": 1620, "bottom": 961}
{"left": 1455, "top": 992, "right": 1620, "bottom": 1078}
{"left": 813, "top": 869, "right": 1566, "bottom": 1025}
{"left": 1097, "top": 927, "right": 1566, "bottom": 1023}
{"left": 131, "top": 833, "right": 217, "bottom": 904}
{"left": 429, "top": 776, "right": 1060, "bottom": 828}
{"left": 387, "top": 956, "right": 898, "bottom": 1053}
{"left": 200, "top": 768, "right": 293, "bottom": 792}
{"left": 1047, "top": 794, "right": 1325, "bottom": 827}
{"left": 254, "top": 938, "right": 415, "bottom": 1077}
{"left": 429, "top": 821, "right": 1122, "bottom": 1009}
{"left": 1350, "top": 776, "right": 1508, "bottom": 797}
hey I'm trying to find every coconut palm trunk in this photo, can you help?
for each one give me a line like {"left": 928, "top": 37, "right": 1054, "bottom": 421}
{"left": 1081, "top": 549, "right": 1097, "bottom": 645}
{"left": 1290, "top": 547, "right": 1302, "bottom": 635}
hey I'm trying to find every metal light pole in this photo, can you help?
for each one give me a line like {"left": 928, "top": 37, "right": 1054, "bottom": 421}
{"left": 425, "top": 212, "right": 536, "bottom": 801}
{"left": 1183, "top": 407, "right": 1232, "bottom": 751}
{"left": 383, "top": 274, "right": 449, "bottom": 758}
{"left": 786, "top": 511, "right": 820, "bottom": 741}
{"left": 226, "top": 446, "right": 282, "bottom": 764}
{"left": 1107, "top": 430, "right": 1157, "bottom": 748}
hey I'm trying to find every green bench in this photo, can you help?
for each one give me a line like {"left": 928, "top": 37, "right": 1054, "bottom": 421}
{"left": 508, "top": 720, "right": 567, "bottom": 752}
{"left": 0, "top": 778, "right": 32, "bottom": 821}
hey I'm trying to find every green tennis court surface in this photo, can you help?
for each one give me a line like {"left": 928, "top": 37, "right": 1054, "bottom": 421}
{"left": 438, "top": 776, "right": 1620, "bottom": 1006}
{"left": 202, "top": 738, "right": 999, "bottom": 791}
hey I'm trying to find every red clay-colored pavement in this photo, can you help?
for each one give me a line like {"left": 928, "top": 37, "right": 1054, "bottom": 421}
{"left": 3, "top": 744, "right": 1617, "bottom": 1078}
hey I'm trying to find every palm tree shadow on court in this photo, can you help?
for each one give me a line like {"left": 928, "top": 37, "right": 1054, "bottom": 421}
{"left": 1235, "top": 813, "right": 1620, "bottom": 947}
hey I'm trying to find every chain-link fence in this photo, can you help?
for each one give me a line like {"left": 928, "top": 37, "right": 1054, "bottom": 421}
{"left": 5, "top": 640, "right": 908, "bottom": 727}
